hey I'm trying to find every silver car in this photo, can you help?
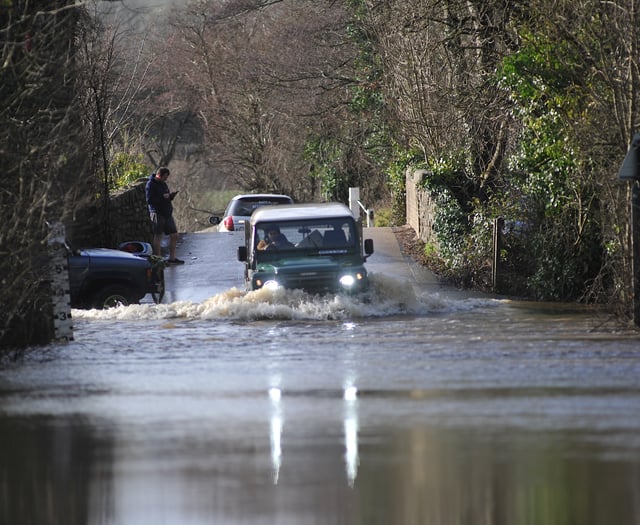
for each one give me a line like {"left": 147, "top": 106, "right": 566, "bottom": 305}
{"left": 218, "top": 194, "right": 294, "bottom": 232}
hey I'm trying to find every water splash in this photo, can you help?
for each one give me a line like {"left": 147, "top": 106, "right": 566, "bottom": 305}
{"left": 73, "top": 274, "right": 496, "bottom": 322}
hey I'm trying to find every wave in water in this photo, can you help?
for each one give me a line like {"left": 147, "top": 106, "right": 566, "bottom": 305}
{"left": 73, "top": 273, "right": 496, "bottom": 322}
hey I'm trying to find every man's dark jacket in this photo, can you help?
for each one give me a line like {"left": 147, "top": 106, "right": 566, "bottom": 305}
{"left": 145, "top": 174, "right": 173, "bottom": 218}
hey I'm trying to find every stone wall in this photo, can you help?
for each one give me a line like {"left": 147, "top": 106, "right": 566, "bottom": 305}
{"left": 109, "top": 180, "right": 153, "bottom": 247}
{"left": 68, "top": 180, "right": 152, "bottom": 249}
{"left": 405, "top": 169, "right": 440, "bottom": 250}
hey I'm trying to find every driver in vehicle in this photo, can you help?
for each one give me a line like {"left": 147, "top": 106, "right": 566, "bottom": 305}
{"left": 257, "top": 225, "right": 294, "bottom": 250}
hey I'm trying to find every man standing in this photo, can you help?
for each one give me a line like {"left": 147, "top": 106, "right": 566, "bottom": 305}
{"left": 145, "top": 167, "right": 184, "bottom": 264}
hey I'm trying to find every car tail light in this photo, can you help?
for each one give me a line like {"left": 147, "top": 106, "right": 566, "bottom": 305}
{"left": 223, "top": 216, "right": 234, "bottom": 231}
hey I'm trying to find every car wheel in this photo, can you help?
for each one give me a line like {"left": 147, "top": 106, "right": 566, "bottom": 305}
{"left": 92, "top": 285, "right": 136, "bottom": 309}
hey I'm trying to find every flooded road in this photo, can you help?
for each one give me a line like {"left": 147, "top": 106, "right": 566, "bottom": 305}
{"left": 1, "top": 229, "right": 640, "bottom": 525}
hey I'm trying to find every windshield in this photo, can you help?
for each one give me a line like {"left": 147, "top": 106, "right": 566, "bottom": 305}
{"left": 252, "top": 218, "right": 357, "bottom": 255}
{"left": 228, "top": 197, "right": 292, "bottom": 217}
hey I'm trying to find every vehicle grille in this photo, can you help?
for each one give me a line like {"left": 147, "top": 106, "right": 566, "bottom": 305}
{"left": 276, "top": 268, "right": 339, "bottom": 293}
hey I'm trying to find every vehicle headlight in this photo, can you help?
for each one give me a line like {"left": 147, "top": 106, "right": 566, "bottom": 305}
{"left": 339, "top": 274, "right": 356, "bottom": 287}
{"left": 264, "top": 280, "right": 280, "bottom": 290}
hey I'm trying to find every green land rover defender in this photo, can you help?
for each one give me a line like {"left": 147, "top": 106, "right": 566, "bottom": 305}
{"left": 237, "top": 202, "right": 374, "bottom": 294}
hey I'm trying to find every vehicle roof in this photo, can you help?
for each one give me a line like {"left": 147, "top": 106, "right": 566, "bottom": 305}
{"left": 74, "top": 248, "right": 151, "bottom": 264}
{"left": 251, "top": 202, "right": 355, "bottom": 225}
{"left": 230, "top": 193, "right": 293, "bottom": 201}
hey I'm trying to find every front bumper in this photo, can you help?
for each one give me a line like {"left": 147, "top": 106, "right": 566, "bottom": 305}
{"left": 250, "top": 267, "right": 368, "bottom": 294}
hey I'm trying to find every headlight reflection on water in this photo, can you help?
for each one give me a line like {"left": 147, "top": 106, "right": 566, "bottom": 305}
{"left": 267, "top": 385, "right": 360, "bottom": 487}
{"left": 343, "top": 385, "right": 359, "bottom": 487}
{"left": 269, "top": 387, "right": 283, "bottom": 484}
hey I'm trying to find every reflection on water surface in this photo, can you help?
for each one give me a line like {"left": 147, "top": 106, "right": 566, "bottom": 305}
{"left": 1, "top": 276, "right": 639, "bottom": 524}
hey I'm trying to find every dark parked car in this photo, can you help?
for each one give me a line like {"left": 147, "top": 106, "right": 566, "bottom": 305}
{"left": 218, "top": 194, "right": 294, "bottom": 232}
{"left": 68, "top": 243, "right": 165, "bottom": 309}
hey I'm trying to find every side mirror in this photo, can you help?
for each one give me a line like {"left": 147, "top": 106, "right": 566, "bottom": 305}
{"left": 209, "top": 216, "right": 221, "bottom": 226}
{"left": 364, "top": 238, "right": 374, "bottom": 257}
{"left": 237, "top": 245, "right": 247, "bottom": 262}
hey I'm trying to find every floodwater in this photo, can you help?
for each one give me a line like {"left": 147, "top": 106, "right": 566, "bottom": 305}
{"left": 1, "top": 230, "right": 640, "bottom": 525}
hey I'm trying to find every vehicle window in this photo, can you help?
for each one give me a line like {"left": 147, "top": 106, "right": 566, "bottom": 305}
{"left": 230, "top": 197, "right": 292, "bottom": 216}
{"left": 230, "top": 202, "right": 255, "bottom": 216}
{"left": 254, "top": 219, "right": 356, "bottom": 253}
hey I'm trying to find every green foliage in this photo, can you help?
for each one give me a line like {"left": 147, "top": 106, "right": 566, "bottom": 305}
{"left": 430, "top": 186, "right": 467, "bottom": 268}
{"left": 494, "top": 34, "right": 604, "bottom": 301}
{"left": 110, "top": 153, "right": 150, "bottom": 190}
{"left": 349, "top": 85, "right": 383, "bottom": 113}
{"left": 424, "top": 153, "right": 476, "bottom": 199}
{"left": 303, "top": 137, "right": 343, "bottom": 201}
{"left": 417, "top": 153, "right": 477, "bottom": 272}
{"left": 499, "top": 35, "right": 579, "bottom": 109}
{"left": 465, "top": 191, "right": 532, "bottom": 293}
{"left": 302, "top": 4, "right": 391, "bottom": 204}
{"left": 385, "top": 146, "right": 426, "bottom": 225}
{"left": 298, "top": 0, "right": 392, "bottom": 205}
{"left": 423, "top": 243, "right": 437, "bottom": 257}
{"left": 302, "top": 117, "right": 392, "bottom": 204}
{"left": 373, "top": 207, "right": 392, "bottom": 227}
{"left": 346, "top": 12, "right": 383, "bottom": 115}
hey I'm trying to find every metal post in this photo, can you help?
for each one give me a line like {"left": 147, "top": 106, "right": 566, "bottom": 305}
{"left": 349, "top": 187, "right": 360, "bottom": 219}
{"left": 492, "top": 217, "right": 504, "bottom": 293}
{"left": 632, "top": 181, "right": 640, "bottom": 326}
